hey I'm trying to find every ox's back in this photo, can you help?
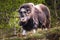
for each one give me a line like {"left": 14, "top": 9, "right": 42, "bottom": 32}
{"left": 35, "top": 4, "right": 51, "bottom": 28}
{"left": 35, "top": 4, "right": 50, "bottom": 20}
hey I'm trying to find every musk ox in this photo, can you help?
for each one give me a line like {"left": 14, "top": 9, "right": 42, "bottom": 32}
{"left": 18, "top": 3, "right": 51, "bottom": 35}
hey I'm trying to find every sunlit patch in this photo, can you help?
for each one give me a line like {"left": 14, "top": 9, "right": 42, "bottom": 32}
{"left": 33, "top": 29, "right": 36, "bottom": 33}
{"left": 44, "top": 28, "right": 48, "bottom": 30}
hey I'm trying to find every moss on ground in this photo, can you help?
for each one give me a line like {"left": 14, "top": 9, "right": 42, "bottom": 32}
{"left": 0, "top": 27, "right": 60, "bottom": 40}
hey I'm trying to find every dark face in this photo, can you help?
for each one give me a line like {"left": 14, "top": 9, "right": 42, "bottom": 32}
{"left": 18, "top": 5, "right": 31, "bottom": 22}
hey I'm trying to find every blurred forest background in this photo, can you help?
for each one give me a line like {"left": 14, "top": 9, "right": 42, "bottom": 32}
{"left": 0, "top": 0, "right": 60, "bottom": 40}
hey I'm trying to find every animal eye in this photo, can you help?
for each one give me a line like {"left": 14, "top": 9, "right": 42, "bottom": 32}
{"left": 24, "top": 11, "right": 26, "bottom": 13}
{"left": 28, "top": 11, "right": 30, "bottom": 13}
{"left": 27, "top": 9, "right": 31, "bottom": 13}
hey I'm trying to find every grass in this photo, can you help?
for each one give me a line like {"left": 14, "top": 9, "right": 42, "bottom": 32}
{"left": 17, "top": 27, "right": 60, "bottom": 40}
{"left": 0, "top": 27, "right": 60, "bottom": 40}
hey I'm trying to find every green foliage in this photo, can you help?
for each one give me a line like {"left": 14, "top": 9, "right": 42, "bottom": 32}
{"left": 24, "top": 0, "right": 45, "bottom": 4}
{"left": 0, "top": 0, "right": 21, "bottom": 12}
{"left": 9, "top": 11, "right": 19, "bottom": 28}
{"left": 0, "top": 0, "right": 23, "bottom": 28}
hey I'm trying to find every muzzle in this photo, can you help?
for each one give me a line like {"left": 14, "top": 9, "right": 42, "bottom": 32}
{"left": 20, "top": 16, "right": 30, "bottom": 22}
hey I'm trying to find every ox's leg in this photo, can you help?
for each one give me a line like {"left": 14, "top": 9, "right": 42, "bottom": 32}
{"left": 33, "top": 24, "right": 38, "bottom": 33}
{"left": 22, "top": 29, "right": 27, "bottom": 35}
{"left": 46, "top": 19, "right": 51, "bottom": 29}
{"left": 33, "top": 16, "right": 38, "bottom": 33}
{"left": 41, "top": 23, "right": 48, "bottom": 30}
